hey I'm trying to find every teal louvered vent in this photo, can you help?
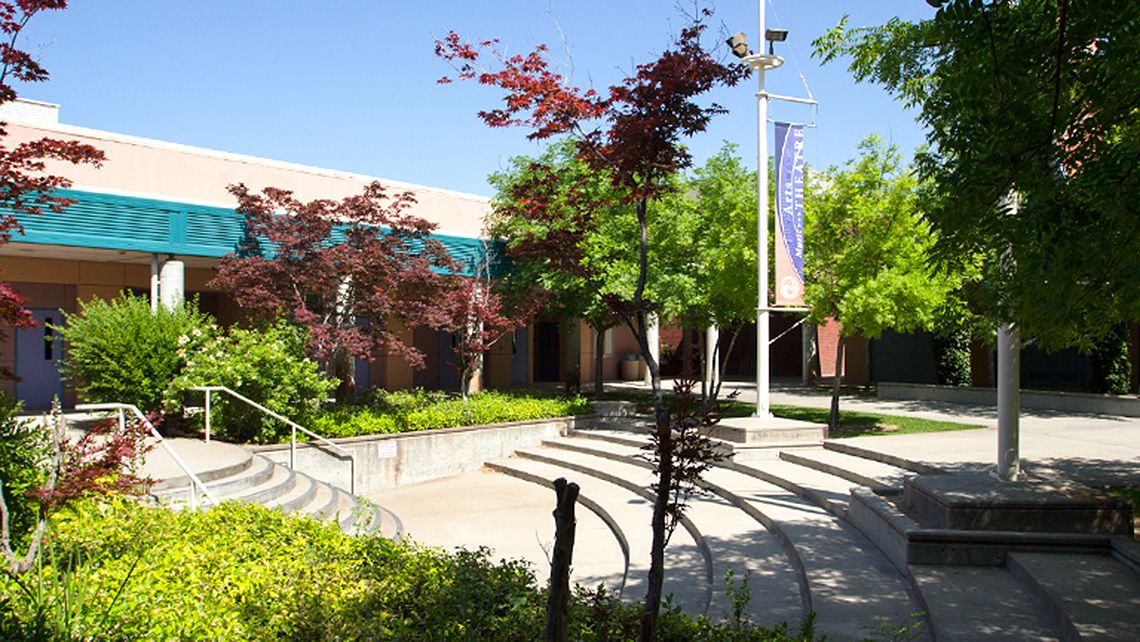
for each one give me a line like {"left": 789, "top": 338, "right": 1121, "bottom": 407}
{"left": 4, "top": 189, "right": 501, "bottom": 277}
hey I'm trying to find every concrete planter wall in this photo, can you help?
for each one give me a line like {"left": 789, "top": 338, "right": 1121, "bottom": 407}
{"left": 877, "top": 382, "right": 1140, "bottom": 417}
{"left": 250, "top": 415, "right": 590, "bottom": 494}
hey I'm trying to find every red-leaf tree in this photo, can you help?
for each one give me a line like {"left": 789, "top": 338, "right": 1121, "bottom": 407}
{"left": 0, "top": 0, "right": 104, "bottom": 377}
{"left": 437, "top": 10, "right": 747, "bottom": 637}
{"left": 437, "top": 244, "right": 539, "bottom": 401}
{"left": 1, "top": 402, "right": 151, "bottom": 577}
{"left": 211, "top": 182, "right": 456, "bottom": 400}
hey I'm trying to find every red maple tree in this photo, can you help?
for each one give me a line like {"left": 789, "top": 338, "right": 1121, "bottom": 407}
{"left": 437, "top": 11, "right": 747, "bottom": 637}
{"left": 211, "top": 182, "right": 456, "bottom": 400}
{"left": 0, "top": 0, "right": 104, "bottom": 377}
{"left": 436, "top": 247, "right": 539, "bottom": 400}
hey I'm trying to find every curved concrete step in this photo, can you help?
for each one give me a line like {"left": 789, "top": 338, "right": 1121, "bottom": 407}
{"left": 909, "top": 565, "right": 1058, "bottom": 641}
{"left": 489, "top": 455, "right": 707, "bottom": 614}
{"left": 1007, "top": 551, "right": 1140, "bottom": 641}
{"left": 231, "top": 462, "right": 298, "bottom": 505}
{"left": 266, "top": 469, "right": 319, "bottom": 513}
{"left": 779, "top": 447, "right": 912, "bottom": 491}
{"left": 511, "top": 445, "right": 804, "bottom": 628}
{"left": 549, "top": 433, "right": 917, "bottom": 638}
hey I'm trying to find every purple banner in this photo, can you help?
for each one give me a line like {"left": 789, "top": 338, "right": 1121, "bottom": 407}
{"left": 774, "top": 122, "right": 805, "bottom": 306}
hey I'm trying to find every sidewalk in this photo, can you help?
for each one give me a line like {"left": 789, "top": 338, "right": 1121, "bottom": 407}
{"left": 607, "top": 378, "right": 1140, "bottom": 487}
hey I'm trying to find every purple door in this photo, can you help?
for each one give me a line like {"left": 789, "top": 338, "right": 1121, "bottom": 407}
{"left": 15, "top": 309, "right": 64, "bottom": 411}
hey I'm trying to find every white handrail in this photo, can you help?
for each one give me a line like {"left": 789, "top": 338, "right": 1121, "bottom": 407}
{"left": 76, "top": 402, "right": 220, "bottom": 508}
{"left": 187, "top": 386, "right": 356, "bottom": 495}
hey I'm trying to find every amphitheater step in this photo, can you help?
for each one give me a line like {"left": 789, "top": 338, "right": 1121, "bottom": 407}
{"left": 554, "top": 431, "right": 917, "bottom": 638}
{"left": 1006, "top": 551, "right": 1140, "bottom": 641}
{"left": 509, "top": 444, "right": 806, "bottom": 629}
{"left": 909, "top": 565, "right": 1059, "bottom": 641}
{"left": 489, "top": 456, "right": 707, "bottom": 613}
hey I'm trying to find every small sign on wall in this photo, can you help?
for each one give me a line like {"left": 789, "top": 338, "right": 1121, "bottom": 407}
{"left": 377, "top": 440, "right": 398, "bottom": 460}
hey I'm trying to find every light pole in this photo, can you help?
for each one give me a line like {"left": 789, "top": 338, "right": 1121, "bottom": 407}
{"left": 729, "top": 4, "right": 785, "bottom": 417}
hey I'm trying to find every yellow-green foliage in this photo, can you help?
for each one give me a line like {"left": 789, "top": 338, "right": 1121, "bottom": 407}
{"left": 311, "top": 389, "right": 591, "bottom": 439}
{"left": 0, "top": 500, "right": 542, "bottom": 641}
{"left": 1, "top": 500, "right": 834, "bottom": 641}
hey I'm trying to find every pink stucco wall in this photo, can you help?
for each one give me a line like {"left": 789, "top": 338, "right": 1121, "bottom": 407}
{"left": 5, "top": 121, "right": 491, "bottom": 237}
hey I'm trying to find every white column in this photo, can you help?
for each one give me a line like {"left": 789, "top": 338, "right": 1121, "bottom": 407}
{"left": 996, "top": 322, "right": 1021, "bottom": 480}
{"left": 705, "top": 325, "right": 720, "bottom": 393}
{"left": 158, "top": 256, "right": 184, "bottom": 310}
{"left": 644, "top": 313, "right": 659, "bottom": 386}
{"left": 150, "top": 253, "right": 160, "bottom": 312}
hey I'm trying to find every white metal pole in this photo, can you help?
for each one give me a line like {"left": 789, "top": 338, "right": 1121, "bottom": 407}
{"left": 755, "top": 0, "right": 772, "bottom": 417}
{"left": 705, "top": 325, "right": 720, "bottom": 394}
{"left": 204, "top": 389, "right": 212, "bottom": 443}
{"left": 996, "top": 322, "right": 1021, "bottom": 480}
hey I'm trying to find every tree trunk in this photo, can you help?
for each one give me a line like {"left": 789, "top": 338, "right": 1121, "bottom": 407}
{"left": 828, "top": 334, "right": 846, "bottom": 437}
{"left": 545, "top": 478, "right": 579, "bottom": 642}
{"left": 331, "top": 348, "right": 355, "bottom": 402}
{"left": 638, "top": 402, "right": 672, "bottom": 642}
{"left": 594, "top": 324, "right": 606, "bottom": 400}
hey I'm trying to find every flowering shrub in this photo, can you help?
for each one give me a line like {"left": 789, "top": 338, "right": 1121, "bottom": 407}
{"left": 168, "top": 322, "right": 335, "bottom": 443}
{"left": 58, "top": 292, "right": 215, "bottom": 412}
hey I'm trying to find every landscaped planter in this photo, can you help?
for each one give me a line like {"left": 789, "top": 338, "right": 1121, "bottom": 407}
{"left": 250, "top": 415, "right": 594, "bottom": 494}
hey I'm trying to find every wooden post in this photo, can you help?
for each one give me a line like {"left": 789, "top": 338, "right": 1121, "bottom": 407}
{"left": 545, "top": 477, "right": 579, "bottom": 642}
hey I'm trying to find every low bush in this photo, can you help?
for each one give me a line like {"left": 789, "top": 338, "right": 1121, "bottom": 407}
{"left": 168, "top": 321, "right": 335, "bottom": 443}
{"left": 310, "top": 389, "right": 591, "bottom": 439}
{"left": 57, "top": 292, "right": 215, "bottom": 412}
{"left": 0, "top": 500, "right": 828, "bottom": 641}
{"left": 0, "top": 392, "right": 47, "bottom": 550}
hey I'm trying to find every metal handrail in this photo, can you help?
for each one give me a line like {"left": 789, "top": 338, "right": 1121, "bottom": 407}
{"left": 76, "top": 402, "right": 220, "bottom": 509}
{"left": 187, "top": 386, "right": 356, "bottom": 495}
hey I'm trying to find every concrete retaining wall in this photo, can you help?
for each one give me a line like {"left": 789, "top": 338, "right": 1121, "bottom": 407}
{"left": 877, "top": 382, "right": 1140, "bottom": 417}
{"left": 251, "top": 415, "right": 589, "bottom": 494}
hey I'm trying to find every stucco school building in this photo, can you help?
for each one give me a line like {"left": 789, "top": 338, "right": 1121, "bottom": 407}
{"left": 0, "top": 99, "right": 650, "bottom": 411}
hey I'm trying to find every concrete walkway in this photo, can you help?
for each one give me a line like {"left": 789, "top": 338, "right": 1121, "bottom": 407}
{"left": 368, "top": 381, "right": 1139, "bottom": 638}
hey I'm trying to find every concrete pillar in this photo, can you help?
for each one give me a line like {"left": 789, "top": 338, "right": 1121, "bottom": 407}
{"left": 705, "top": 325, "right": 720, "bottom": 393}
{"left": 150, "top": 253, "right": 160, "bottom": 312}
{"left": 996, "top": 322, "right": 1021, "bottom": 481}
{"left": 158, "top": 256, "right": 184, "bottom": 310}
{"left": 644, "top": 313, "right": 659, "bottom": 386}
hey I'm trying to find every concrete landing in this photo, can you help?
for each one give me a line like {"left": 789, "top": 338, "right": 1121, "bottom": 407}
{"left": 705, "top": 415, "right": 826, "bottom": 462}
{"left": 905, "top": 472, "right": 1134, "bottom": 535}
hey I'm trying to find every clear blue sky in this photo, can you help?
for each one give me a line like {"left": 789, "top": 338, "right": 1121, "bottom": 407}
{"left": 16, "top": 1, "right": 934, "bottom": 198}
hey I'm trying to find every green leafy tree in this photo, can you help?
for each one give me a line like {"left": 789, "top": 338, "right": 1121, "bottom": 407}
{"left": 814, "top": 0, "right": 1140, "bottom": 350}
{"left": 488, "top": 139, "right": 629, "bottom": 400}
{"left": 804, "top": 137, "right": 963, "bottom": 431}
{"left": 676, "top": 143, "right": 760, "bottom": 397}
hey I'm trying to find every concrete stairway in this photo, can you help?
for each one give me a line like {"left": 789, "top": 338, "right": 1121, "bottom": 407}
{"left": 487, "top": 426, "right": 1140, "bottom": 641}
{"left": 146, "top": 438, "right": 398, "bottom": 537}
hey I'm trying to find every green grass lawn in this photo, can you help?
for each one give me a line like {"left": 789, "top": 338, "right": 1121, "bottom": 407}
{"left": 604, "top": 391, "right": 982, "bottom": 438}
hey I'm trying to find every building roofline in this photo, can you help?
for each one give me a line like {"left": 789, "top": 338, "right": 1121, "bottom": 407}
{"left": 4, "top": 107, "right": 491, "bottom": 206}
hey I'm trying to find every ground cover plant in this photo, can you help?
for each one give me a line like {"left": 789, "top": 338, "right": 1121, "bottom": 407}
{"left": 310, "top": 388, "right": 591, "bottom": 439}
{"left": 0, "top": 499, "right": 840, "bottom": 641}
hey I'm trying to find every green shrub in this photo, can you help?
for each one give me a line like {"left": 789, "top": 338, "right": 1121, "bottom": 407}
{"left": 169, "top": 322, "right": 336, "bottom": 443}
{"left": 1091, "top": 324, "right": 1132, "bottom": 395}
{"left": 310, "top": 389, "right": 591, "bottom": 439}
{"left": 0, "top": 392, "right": 47, "bottom": 551}
{"left": 57, "top": 292, "right": 215, "bottom": 412}
{"left": 933, "top": 327, "right": 971, "bottom": 387}
{"left": 0, "top": 499, "right": 830, "bottom": 641}
{"left": 0, "top": 499, "right": 544, "bottom": 641}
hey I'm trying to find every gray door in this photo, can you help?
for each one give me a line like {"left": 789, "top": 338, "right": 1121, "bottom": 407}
{"left": 16, "top": 309, "right": 64, "bottom": 411}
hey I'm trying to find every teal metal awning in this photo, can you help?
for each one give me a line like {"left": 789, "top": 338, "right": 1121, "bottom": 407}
{"left": 6, "top": 189, "right": 501, "bottom": 277}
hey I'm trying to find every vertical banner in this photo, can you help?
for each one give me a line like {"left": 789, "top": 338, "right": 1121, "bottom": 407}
{"left": 774, "top": 122, "right": 805, "bottom": 306}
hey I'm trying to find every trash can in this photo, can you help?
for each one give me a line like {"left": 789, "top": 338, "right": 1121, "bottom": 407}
{"left": 619, "top": 354, "right": 643, "bottom": 381}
